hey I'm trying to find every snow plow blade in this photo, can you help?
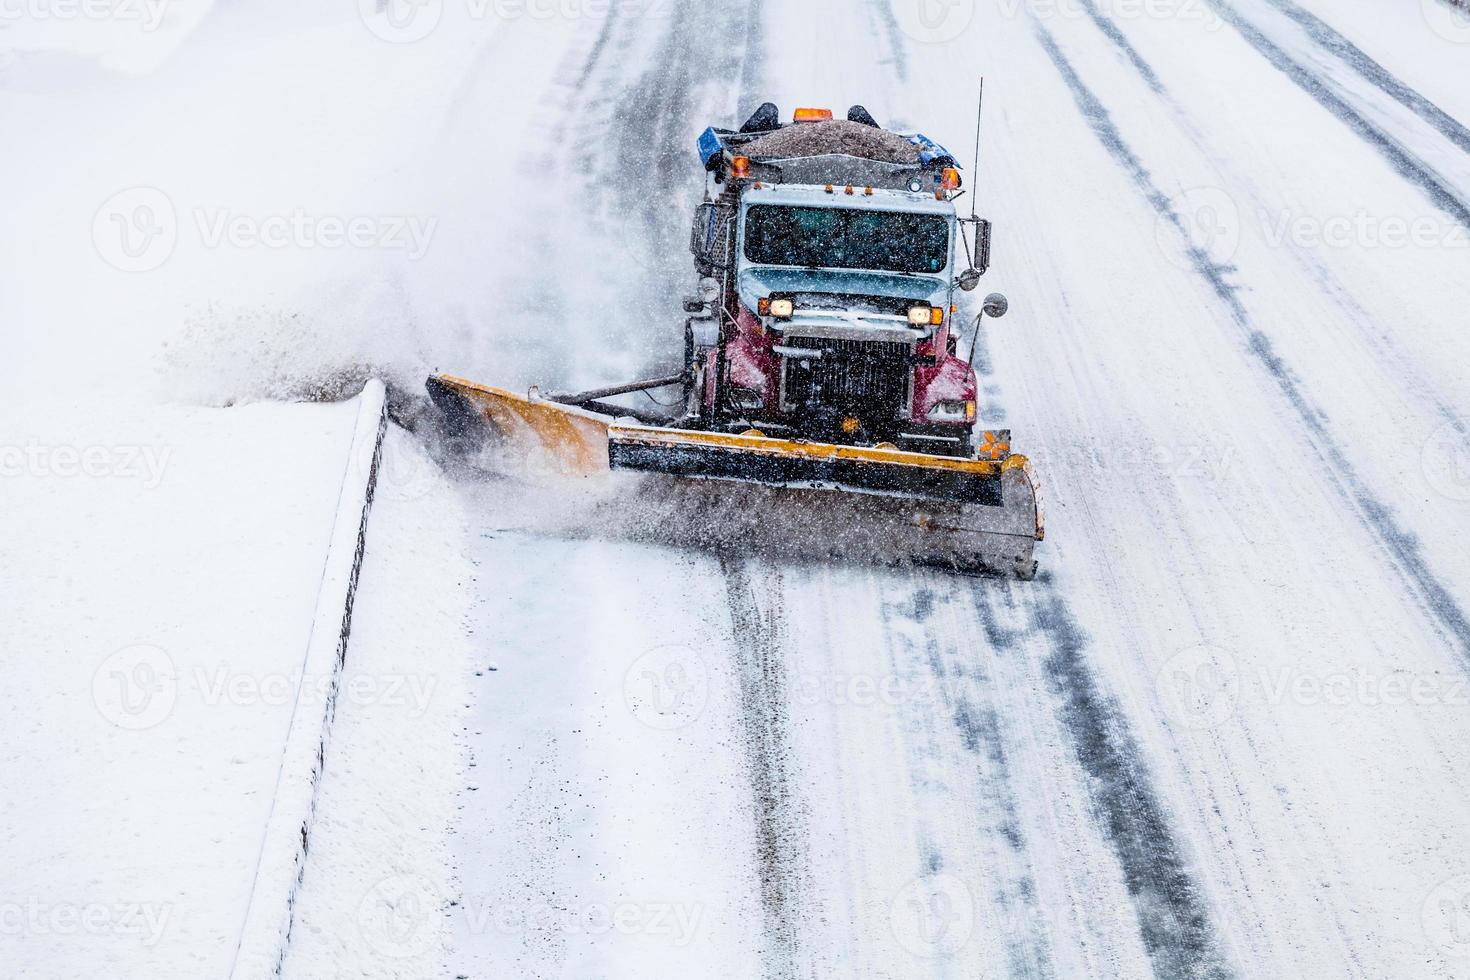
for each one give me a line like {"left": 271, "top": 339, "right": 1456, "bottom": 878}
{"left": 427, "top": 374, "right": 614, "bottom": 477}
{"left": 427, "top": 373, "right": 1044, "bottom": 577}
{"left": 608, "top": 426, "right": 1044, "bottom": 577}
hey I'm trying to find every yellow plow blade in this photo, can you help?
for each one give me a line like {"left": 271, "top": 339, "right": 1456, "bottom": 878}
{"left": 427, "top": 373, "right": 1044, "bottom": 576}
{"left": 428, "top": 374, "right": 612, "bottom": 478}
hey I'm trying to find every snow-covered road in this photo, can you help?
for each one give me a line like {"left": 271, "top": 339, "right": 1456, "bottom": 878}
{"left": 435, "top": 1, "right": 1470, "bottom": 978}
{"left": 5, "top": 0, "right": 1470, "bottom": 976}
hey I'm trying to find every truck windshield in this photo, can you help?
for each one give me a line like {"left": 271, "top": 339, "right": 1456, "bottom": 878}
{"left": 743, "top": 205, "right": 949, "bottom": 275}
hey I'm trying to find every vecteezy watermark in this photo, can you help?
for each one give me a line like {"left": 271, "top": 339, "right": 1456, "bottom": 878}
{"left": 356, "top": 0, "right": 668, "bottom": 43}
{"left": 889, "top": 874, "right": 975, "bottom": 958}
{"left": 461, "top": 897, "right": 705, "bottom": 946}
{"left": 1422, "top": 0, "right": 1470, "bottom": 44}
{"left": 791, "top": 671, "right": 946, "bottom": 709}
{"left": 1423, "top": 875, "right": 1470, "bottom": 958}
{"left": 356, "top": 878, "right": 703, "bottom": 959}
{"left": 623, "top": 644, "right": 708, "bottom": 731}
{"left": 192, "top": 208, "right": 436, "bottom": 259}
{"left": 1156, "top": 644, "right": 1241, "bottom": 730}
{"left": 92, "top": 644, "right": 178, "bottom": 731}
{"left": 0, "top": 898, "right": 172, "bottom": 947}
{"left": 1259, "top": 667, "right": 1469, "bottom": 709}
{"left": 1260, "top": 209, "right": 1470, "bottom": 251}
{"left": 357, "top": 0, "right": 443, "bottom": 43}
{"left": 1002, "top": 0, "right": 1222, "bottom": 31}
{"left": 0, "top": 441, "right": 171, "bottom": 488}
{"left": 890, "top": 0, "right": 975, "bottom": 43}
{"left": 92, "top": 186, "right": 437, "bottom": 272}
{"left": 93, "top": 187, "right": 177, "bottom": 273}
{"left": 357, "top": 874, "right": 442, "bottom": 959}
{"left": 1157, "top": 185, "right": 1242, "bottom": 271}
{"left": 1157, "top": 644, "right": 1470, "bottom": 731}
{"left": 91, "top": 646, "right": 439, "bottom": 730}
{"left": 192, "top": 666, "right": 439, "bottom": 716}
{"left": 0, "top": 0, "right": 173, "bottom": 32}
{"left": 1030, "top": 440, "right": 1238, "bottom": 487}
{"left": 1160, "top": 185, "right": 1470, "bottom": 263}
{"left": 1422, "top": 423, "right": 1470, "bottom": 502}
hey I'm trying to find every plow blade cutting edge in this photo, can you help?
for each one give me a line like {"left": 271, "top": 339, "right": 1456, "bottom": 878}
{"left": 427, "top": 374, "right": 1045, "bottom": 577}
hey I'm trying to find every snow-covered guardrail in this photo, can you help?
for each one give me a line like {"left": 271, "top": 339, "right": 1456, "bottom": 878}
{"left": 228, "top": 380, "right": 389, "bottom": 980}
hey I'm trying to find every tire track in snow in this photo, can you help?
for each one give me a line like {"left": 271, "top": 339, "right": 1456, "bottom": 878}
{"left": 1055, "top": 0, "right": 1470, "bottom": 504}
{"left": 588, "top": 0, "right": 764, "bottom": 377}
{"left": 1257, "top": 0, "right": 1470, "bottom": 157}
{"left": 866, "top": 0, "right": 911, "bottom": 84}
{"left": 1199, "top": 0, "right": 1470, "bottom": 232}
{"left": 606, "top": 0, "right": 765, "bottom": 226}
{"left": 884, "top": 582, "right": 1057, "bottom": 978}
{"left": 570, "top": 3, "right": 622, "bottom": 95}
{"left": 979, "top": 577, "right": 1237, "bottom": 980}
{"left": 461, "top": 0, "right": 761, "bottom": 389}
{"left": 721, "top": 556, "right": 815, "bottom": 979}
{"left": 427, "top": 8, "right": 638, "bottom": 389}
{"left": 1068, "top": 0, "right": 1167, "bottom": 96}
{"left": 1295, "top": 259, "right": 1470, "bottom": 439}
{"left": 1032, "top": 23, "right": 1470, "bottom": 664}
{"left": 878, "top": 23, "right": 1221, "bottom": 971}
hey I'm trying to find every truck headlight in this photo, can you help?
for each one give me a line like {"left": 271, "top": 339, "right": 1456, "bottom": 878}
{"left": 769, "top": 299, "right": 794, "bottom": 319}
{"left": 928, "top": 399, "right": 976, "bottom": 422}
{"left": 908, "top": 305, "right": 943, "bottom": 326}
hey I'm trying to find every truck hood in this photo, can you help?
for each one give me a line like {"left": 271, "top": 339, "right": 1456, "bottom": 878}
{"left": 739, "top": 266, "right": 948, "bottom": 313}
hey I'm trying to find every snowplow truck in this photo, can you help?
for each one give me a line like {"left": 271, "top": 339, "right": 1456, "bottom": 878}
{"left": 428, "top": 103, "right": 1044, "bottom": 577}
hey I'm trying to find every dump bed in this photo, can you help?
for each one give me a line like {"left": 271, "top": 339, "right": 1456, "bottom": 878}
{"left": 698, "top": 110, "right": 962, "bottom": 193}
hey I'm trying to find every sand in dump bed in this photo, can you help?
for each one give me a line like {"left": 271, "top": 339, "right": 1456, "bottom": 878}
{"left": 741, "top": 119, "right": 921, "bottom": 163}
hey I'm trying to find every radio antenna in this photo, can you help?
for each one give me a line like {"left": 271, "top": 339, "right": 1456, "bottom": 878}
{"left": 970, "top": 77, "right": 985, "bottom": 220}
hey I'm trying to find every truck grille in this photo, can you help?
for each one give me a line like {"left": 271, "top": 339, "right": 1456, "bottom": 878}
{"left": 782, "top": 337, "right": 911, "bottom": 414}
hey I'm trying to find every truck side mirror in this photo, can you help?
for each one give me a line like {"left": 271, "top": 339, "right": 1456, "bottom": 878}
{"left": 957, "top": 217, "right": 992, "bottom": 283}
{"left": 974, "top": 218, "right": 992, "bottom": 275}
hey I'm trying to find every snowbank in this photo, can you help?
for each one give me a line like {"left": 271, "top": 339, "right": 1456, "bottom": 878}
{"left": 276, "top": 425, "right": 474, "bottom": 980}
{"left": 0, "top": 0, "right": 215, "bottom": 76}
{"left": 0, "top": 394, "right": 368, "bottom": 979}
{"left": 229, "top": 381, "right": 387, "bottom": 980}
